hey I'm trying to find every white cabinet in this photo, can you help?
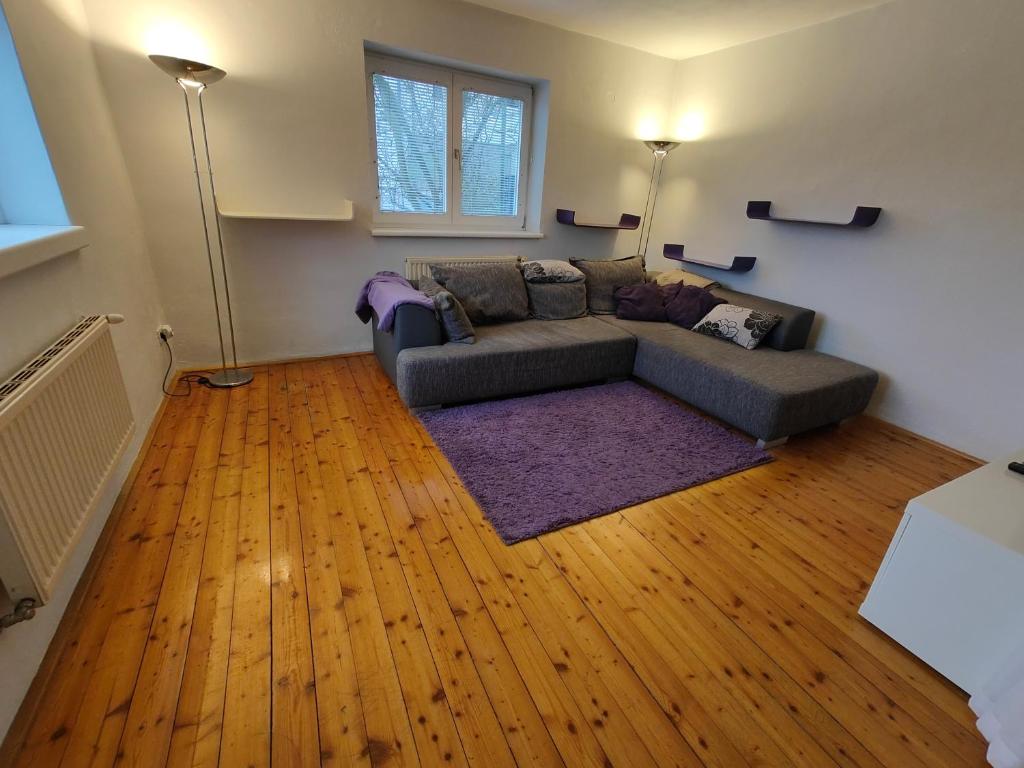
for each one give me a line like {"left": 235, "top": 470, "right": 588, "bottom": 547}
{"left": 859, "top": 452, "right": 1024, "bottom": 694}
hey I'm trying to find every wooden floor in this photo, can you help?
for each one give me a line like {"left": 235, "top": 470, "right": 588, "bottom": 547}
{"left": 3, "top": 355, "right": 988, "bottom": 767}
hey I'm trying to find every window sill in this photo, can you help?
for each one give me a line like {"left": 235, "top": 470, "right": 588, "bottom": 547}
{"left": 0, "top": 225, "right": 88, "bottom": 280}
{"left": 371, "top": 228, "right": 544, "bottom": 239}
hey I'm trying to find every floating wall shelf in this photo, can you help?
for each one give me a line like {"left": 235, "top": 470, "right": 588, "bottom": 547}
{"left": 663, "top": 244, "right": 756, "bottom": 272}
{"left": 746, "top": 200, "right": 881, "bottom": 228}
{"left": 218, "top": 199, "right": 354, "bottom": 222}
{"left": 556, "top": 208, "right": 641, "bottom": 230}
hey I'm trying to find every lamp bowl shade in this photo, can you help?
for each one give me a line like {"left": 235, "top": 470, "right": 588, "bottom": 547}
{"left": 149, "top": 54, "right": 226, "bottom": 85}
{"left": 644, "top": 139, "right": 681, "bottom": 155}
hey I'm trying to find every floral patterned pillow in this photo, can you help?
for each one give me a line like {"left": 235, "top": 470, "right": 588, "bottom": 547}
{"left": 692, "top": 304, "right": 783, "bottom": 350}
{"left": 520, "top": 260, "right": 585, "bottom": 283}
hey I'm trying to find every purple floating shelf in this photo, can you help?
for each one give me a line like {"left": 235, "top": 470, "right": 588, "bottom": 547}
{"left": 663, "top": 244, "right": 756, "bottom": 272}
{"left": 747, "top": 200, "right": 881, "bottom": 228}
{"left": 556, "top": 208, "right": 641, "bottom": 230}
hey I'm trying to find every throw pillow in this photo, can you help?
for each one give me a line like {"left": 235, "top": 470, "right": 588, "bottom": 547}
{"left": 418, "top": 277, "right": 475, "bottom": 343}
{"left": 570, "top": 256, "right": 645, "bottom": 314}
{"left": 521, "top": 260, "right": 585, "bottom": 283}
{"left": 692, "top": 304, "right": 783, "bottom": 350}
{"left": 526, "top": 281, "right": 587, "bottom": 320}
{"left": 663, "top": 284, "right": 727, "bottom": 330}
{"left": 655, "top": 268, "right": 720, "bottom": 290}
{"left": 433, "top": 291, "right": 476, "bottom": 344}
{"left": 613, "top": 283, "right": 667, "bottom": 322}
{"left": 430, "top": 263, "right": 529, "bottom": 325}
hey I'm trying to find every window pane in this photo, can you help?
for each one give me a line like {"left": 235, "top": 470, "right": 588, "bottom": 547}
{"left": 460, "top": 90, "right": 523, "bottom": 217}
{"left": 372, "top": 73, "right": 447, "bottom": 214}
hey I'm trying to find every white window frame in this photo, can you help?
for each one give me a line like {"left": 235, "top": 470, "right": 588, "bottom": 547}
{"left": 366, "top": 53, "right": 533, "bottom": 236}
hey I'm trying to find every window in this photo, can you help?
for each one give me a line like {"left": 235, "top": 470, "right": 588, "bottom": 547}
{"left": 366, "top": 53, "right": 534, "bottom": 236}
{"left": 1, "top": 5, "right": 84, "bottom": 280}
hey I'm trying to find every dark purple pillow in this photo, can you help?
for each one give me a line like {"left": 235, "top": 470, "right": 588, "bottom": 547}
{"left": 614, "top": 282, "right": 667, "bottom": 321}
{"left": 664, "top": 284, "right": 727, "bottom": 329}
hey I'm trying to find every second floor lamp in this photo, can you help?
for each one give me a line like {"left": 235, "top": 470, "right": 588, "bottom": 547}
{"left": 637, "top": 139, "right": 680, "bottom": 267}
{"left": 149, "top": 54, "right": 252, "bottom": 388}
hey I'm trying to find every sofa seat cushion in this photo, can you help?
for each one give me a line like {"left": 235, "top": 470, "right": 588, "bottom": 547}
{"left": 598, "top": 316, "right": 878, "bottom": 441}
{"left": 397, "top": 317, "right": 636, "bottom": 408}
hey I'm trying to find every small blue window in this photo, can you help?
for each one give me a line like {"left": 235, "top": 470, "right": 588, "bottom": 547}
{"left": 0, "top": 5, "right": 69, "bottom": 227}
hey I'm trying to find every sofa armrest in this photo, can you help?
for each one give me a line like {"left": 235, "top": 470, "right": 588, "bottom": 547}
{"left": 711, "top": 288, "right": 815, "bottom": 351}
{"left": 372, "top": 304, "right": 443, "bottom": 384}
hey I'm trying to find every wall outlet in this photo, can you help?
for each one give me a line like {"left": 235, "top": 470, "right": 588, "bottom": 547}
{"left": 157, "top": 324, "right": 173, "bottom": 341}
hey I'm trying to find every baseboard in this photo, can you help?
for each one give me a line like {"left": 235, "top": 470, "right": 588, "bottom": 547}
{"left": 179, "top": 348, "right": 373, "bottom": 375}
{"left": 0, "top": 393, "right": 171, "bottom": 763}
{"left": 860, "top": 415, "right": 982, "bottom": 466}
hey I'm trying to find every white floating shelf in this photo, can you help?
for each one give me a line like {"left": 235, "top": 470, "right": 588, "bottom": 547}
{"left": 217, "top": 200, "right": 354, "bottom": 222}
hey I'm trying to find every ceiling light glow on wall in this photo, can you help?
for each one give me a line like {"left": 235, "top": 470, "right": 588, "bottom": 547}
{"left": 634, "top": 114, "right": 665, "bottom": 141}
{"left": 675, "top": 111, "right": 706, "bottom": 141}
{"left": 143, "top": 19, "right": 211, "bottom": 64}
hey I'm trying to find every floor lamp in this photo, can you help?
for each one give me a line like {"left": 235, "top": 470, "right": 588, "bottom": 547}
{"left": 149, "top": 54, "right": 252, "bottom": 388}
{"left": 637, "top": 139, "right": 680, "bottom": 267}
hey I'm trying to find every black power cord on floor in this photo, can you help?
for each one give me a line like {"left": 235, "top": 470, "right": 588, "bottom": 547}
{"left": 160, "top": 333, "right": 214, "bottom": 397}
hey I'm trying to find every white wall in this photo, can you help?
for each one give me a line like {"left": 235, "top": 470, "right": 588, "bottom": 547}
{"left": 652, "top": 0, "right": 1024, "bottom": 459}
{"left": 0, "top": 0, "right": 167, "bottom": 742}
{"left": 78, "top": 0, "right": 676, "bottom": 368}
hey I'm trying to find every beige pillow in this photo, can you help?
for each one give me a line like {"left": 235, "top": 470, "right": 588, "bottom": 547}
{"left": 655, "top": 268, "right": 720, "bottom": 290}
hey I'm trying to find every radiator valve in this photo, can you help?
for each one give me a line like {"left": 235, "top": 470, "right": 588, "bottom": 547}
{"left": 0, "top": 599, "right": 37, "bottom": 633}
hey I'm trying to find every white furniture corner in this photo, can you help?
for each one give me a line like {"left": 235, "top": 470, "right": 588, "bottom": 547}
{"left": 217, "top": 199, "right": 354, "bottom": 222}
{"left": 860, "top": 451, "right": 1024, "bottom": 694}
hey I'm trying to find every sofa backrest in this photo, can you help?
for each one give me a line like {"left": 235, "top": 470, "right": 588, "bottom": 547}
{"left": 711, "top": 288, "right": 815, "bottom": 351}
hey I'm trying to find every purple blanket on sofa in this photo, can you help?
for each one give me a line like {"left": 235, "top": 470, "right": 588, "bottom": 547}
{"left": 355, "top": 271, "right": 434, "bottom": 332}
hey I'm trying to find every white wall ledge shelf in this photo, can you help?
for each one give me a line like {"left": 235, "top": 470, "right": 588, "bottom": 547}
{"left": 217, "top": 200, "right": 354, "bottom": 221}
{"left": 746, "top": 200, "right": 882, "bottom": 228}
{"left": 556, "top": 208, "right": 641, "bottom": 230}
{"left": 663, "top": 244, "right": 756, "bottom": 272}
{"left": 371, "top": 229, "right": 544, "bottom": 239}
{"left": 0, "top": 225, "right": 88, "bottom": 281}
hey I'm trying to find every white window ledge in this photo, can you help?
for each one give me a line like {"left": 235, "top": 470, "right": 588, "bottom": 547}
{"left": 371, "top": 228, "right": 543, "bottom": 239}
{"left": 0, "top": 225, "right": 88, "bottom": 280}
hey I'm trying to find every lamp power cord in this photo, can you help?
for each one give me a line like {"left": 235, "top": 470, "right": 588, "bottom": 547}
{"left": 160, "top": 331, "right": 214, "bottom": 397}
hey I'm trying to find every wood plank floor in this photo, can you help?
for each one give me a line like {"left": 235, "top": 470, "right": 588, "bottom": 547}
{"left": 3, "top": 354, "right": 988, "bottom": 767}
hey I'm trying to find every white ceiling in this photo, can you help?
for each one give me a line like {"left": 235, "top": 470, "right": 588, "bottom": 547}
{"left": 465, "top": 0, "right": 889, "bottom": 60}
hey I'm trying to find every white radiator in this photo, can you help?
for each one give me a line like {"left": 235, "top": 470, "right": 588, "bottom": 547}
{"left": 0, "top": 316, "right": 135, "bottom": 608}
{"left": 404, "top": 254, "right": 520, "bottom": 282}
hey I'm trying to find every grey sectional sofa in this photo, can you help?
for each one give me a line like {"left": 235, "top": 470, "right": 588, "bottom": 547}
{"left": 371, "top": 282, "right": 878, "bottom": 448}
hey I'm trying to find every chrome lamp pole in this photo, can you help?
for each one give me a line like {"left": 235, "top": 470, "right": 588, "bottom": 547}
{"left": 637, "top": 139, "right": 680, "bottom": 268}
{"left": 149, "top": 54, "right": 252, "bottom": 388}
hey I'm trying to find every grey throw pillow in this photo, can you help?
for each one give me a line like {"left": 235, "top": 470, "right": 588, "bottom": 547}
{"left": 430, "top": 263, "right": 529, "bottom": 325}
{"left": 433, "top": 291, "right": 475, "bottom": 344}
{"left": 418, "top": 277, "right": 475, "bottom": 343}
{"left": 570, "top": 256, "right": 645, "bottom": 314}
{"left": 526, "top": 281, "right": 587, "bottom": 320}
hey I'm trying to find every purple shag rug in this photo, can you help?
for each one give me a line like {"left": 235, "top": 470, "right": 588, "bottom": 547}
{"left": 418, "top": 381, "right": 772, "bottom": 543}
